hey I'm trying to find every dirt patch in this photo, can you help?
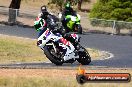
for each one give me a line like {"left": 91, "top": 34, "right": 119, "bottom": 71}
{"left": 0, "top": 69, "right": 76, "bottom": 78}
{"left": 0, "top": 68, "right": 132, "bottom": 78}
{"left": 0, "top": 68, "right": 131, "bottom": 87}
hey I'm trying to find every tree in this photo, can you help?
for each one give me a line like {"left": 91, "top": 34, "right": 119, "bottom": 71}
{"left": 77, "top": 0, "right": 90, "bottom": 10}
{"left": 48, "top": 0, "right": 90, "bottom": 11}
{"left": 90, "top": 0, "right": 132, "bottom": 22}
{"left": 77, "top": 0, "right": 82, "bottom": 10}
{"left": 9, "top": 0, "right": 21, "bottom": 9}
{"left": 8, "top": 0, "right": 22, "bottom": 25}
{"left": 48, "top": 0, "right": 64, "bottom": 11}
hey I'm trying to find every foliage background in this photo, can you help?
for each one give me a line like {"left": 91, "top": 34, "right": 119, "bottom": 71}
{"left": 89, "top": 0, "right": 132, "bottom": 22}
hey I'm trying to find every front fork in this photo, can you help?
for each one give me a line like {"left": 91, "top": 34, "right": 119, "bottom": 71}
{"left": 46, "top": 42, "right": 57, "bottom": 53}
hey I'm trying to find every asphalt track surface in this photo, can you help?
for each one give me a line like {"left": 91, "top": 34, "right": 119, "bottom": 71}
{"left": 0, "top": 25, "right": 132, "bottom": 68}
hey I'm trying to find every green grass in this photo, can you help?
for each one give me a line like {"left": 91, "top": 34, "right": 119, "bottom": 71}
{"left": 0, "top": 35, "right": 46, "bottom": 64}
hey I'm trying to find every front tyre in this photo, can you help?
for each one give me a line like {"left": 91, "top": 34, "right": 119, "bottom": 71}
{"left": 76, "top": 24, "right": 82, "bottom": 34}
{"left": 43, "top": 46, "right": 63, "bottom": 65}
{"left": 77, "top": 49, "right": 91, "bottom": 65}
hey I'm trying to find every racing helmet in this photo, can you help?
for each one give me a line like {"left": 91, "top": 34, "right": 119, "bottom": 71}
{"left": 41, "top": 5, "right": 49, "bottom": 16}
{"left": 65, "top": 2, "right": 71, "bottom": 10}
{"left": 34, "top": 18, "right": 45, "bottom": 31}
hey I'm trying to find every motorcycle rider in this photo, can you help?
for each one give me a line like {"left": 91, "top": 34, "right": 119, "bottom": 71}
{"left": 61, "top": 2, "right": 77, "bottom": 31}
{"left": 36, "top": 5, "right": 52, "bottom": 37}
{"left": 34, "top": 6, "right": 77, "bottom": 61}
{"left": 34, "top": 5, "right": 47, "bottom": 37}
{"left": 37, "top": 5, "right": 62, "bottom": 37}
{"left": 37, "top": 5, "right": 78, "bottom": 45}
{"left": 38, "top": 5, "right": 49, "bottom": 20}
{"left": 62, "top": 2, "right": 76, "bottom": 18}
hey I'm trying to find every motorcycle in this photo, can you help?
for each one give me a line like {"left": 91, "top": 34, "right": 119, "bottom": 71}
{"left": 37, "top": 27, "right": 91, "bottom": 65}
{"left": 59, "top": 13, "right": 82, "bottom": 34}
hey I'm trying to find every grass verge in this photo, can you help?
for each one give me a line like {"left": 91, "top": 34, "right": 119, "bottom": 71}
{"left": 87, "top": 48, "right": 107, "bottom": 60}
{"left": 0, "top": 34, "right": 46, "bottom": 64}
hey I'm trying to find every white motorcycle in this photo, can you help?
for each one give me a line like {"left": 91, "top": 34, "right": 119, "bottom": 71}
{"left": 37, "top": 27, "right": 91, "bottom": 65}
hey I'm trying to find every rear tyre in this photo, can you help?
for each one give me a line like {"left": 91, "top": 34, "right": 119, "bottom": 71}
{"left": 43, "top": 46, "right": 63, "bottom": 65}
{"left": 77, "top": 48, "right": 91, "bottom": 65}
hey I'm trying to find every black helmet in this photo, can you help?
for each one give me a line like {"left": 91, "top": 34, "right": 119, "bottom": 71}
{"left": 41, "top": 5, "right": 48, "bottom": 14}
{"left": 41, "top": 5, "right": 47, "bottom": 13}
{"left": 65, "top": 2, "right": 71, "bottom": 10}
{"left": 41, "top": 5, "right": 49, "bottom": 19}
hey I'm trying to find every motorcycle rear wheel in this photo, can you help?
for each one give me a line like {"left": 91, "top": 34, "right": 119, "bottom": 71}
{"left": 77, "top": 48, "right": 91, "bottom": 65}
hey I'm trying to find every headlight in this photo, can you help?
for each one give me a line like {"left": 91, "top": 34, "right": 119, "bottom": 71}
{"left": 37, "top": 40, "right": 42, "bottom": 46}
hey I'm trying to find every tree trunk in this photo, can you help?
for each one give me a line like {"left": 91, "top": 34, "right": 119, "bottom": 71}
{"left": 8, "top": 0, "right": 21, "bottom": 25}
{"left": 9, "top": 0, "right": 21, "bottom": 9}
{"left": 78, "top": 0, "right": 82, "bottom": 10}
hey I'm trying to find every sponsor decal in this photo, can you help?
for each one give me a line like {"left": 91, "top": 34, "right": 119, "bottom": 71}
{"left": 76, "top": 65, "right": 131, "bottom": 84}
{"left": 45, "top": 30, "right": 51, "bottom": 37}
{"left": 71, "top": 34, "right": 77, "bottom": 38}
{"left": 60, "top": 38, "right": 70, "bottom": 46}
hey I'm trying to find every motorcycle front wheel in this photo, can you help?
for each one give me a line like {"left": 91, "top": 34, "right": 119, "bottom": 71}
{"left": 43, "top": 45, "right": 64, "bottom": 65}
{"left": 75, "top": 24, "right": 82, "bottom": 34}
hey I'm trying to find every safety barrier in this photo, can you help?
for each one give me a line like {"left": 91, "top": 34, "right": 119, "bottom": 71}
{"left": 90, "top": 18, "right": 132, "bottom": 35}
